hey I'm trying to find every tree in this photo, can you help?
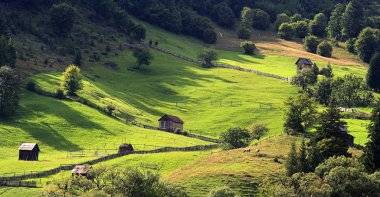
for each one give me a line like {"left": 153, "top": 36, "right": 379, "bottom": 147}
{"left": 198, "top": 49, "right": 217, "bottom": 68}
{"left": 367, "top": 52, "right": 380, "bottom": 91}
{"left": 202, "top": 28, "right": 217, "bottom": 44}
{"left": 315, "top": 77, "right": 333, "bottom": 106}
{"left": 314, "top": 103, "right": 351, "bottom": 160}
{"left": 342, "top": 0, "right": 364, "bottom": 38}
{"left": 291, "top": 69, "right": 317, "bottom": 90}
{"left": 327, "top": 3, "right": 345, "bottom": 40}
{"left": 293, "top": 21, "right": 309, "bottom": 38}
{"left": 317, "top": 41, "right": 333, "bottom": 57}
{"left": 131, "top": 24, "right": 146, "bottom": 40}
{"left": 211, "top": 2, "right": 235, "bottom": 28}
{"left": 208, "top": 186, "right": 237, "bottom": 197}
{"left": 251, "top": 9, "right": 270, "bottom": 30}
{"left": 220, "top": 127, "right": 251, "bottom": 150}
{"left": 355, "top": 27, "right": 380, "bottom": 63}
{"left": 346, "top": 38, "right": 356, "bottom": 54}
{"left": 315, "top": 156, "right": 365, "bottom": 178}
{"left": 61, "top": 64, "right": 83, "bottom": 96}
{"left": 290, "top": 13, "right": 303, "bottom": 22}
{"left": 274, "top": 13, "right": 290, "bottom": 30}
{"left": 73, "top": 50, "right": 82, "bottom": 66}
{"left": 285, "top": 142, "right": 299, "bottom": 176}
{"left": 309, "top": 13, "right": 328, "bottom": 37}
{"left": 304, "top": 35, "right": 320, "bottom": 53}
{"left": 0, "top": 66, "right": 20, "bottom": 117}
{"left": 240, "top": 41, "right": 256, "bottom": 55}
{"left": 283, "top": 94, "right": 317, "bottom": 133}
{"left": 298, "top": 139, "right": 308, "bottom": 173}
{"left": 132, "top": 47, "right": 154, "bottom": 69}
{"left": 250, "top": 122, "right": 269, "bottom": 140}
{"left": 237, "top": 26, "right": 251, "bottom": 39}
{"left": 0, "top": 36, "right": 16, "bottom": 68}
{"left": 50, "top": 3, "right": 76, "bottom": 36}
{"left": 278, "top": 23, "right": 295, "bottom": 40}
{"left": 362, "top": 99, "right": 380, "bottom": 173}
{"left": 323, "top": 63, "right": 334, "bottom": 78}
{"left": 240, "top": 7, "right": 254, "bottom": 28}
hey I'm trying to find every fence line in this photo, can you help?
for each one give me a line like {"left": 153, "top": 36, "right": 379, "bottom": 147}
{"left": 0, "top": 144, "right": 219, "bottom": 182}
{"left": 137, "top": 40, "right": 290, "bottom": 82}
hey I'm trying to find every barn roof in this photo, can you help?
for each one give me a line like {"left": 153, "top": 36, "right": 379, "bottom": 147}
{"left": 72, "top": 165, "right": 92, "bottom": 174}
{"left": 19, "top": 143, "right": 40, "bottom": 151}
{"left": 158, "top": 114, "right": 184, "bottom": 124}
{"left": 295, "top": 58, "right": 313, "bottom": 65}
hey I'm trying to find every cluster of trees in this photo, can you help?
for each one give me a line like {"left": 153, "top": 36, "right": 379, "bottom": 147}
{"left": 0, "top": 66, "right": 20, "bottom": 117}
{"left": 220, "top": 123, "right": 269, "bottom": 150}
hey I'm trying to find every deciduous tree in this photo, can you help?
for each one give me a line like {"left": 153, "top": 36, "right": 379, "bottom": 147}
{"left": 0, "top": 66, "right": 20, "bottom": 117}
{"left": 61, "top": 64, "right": 83, "bottom": 95}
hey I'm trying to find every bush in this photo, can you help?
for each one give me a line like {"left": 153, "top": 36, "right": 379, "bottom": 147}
{"left": 55, "top": 89, "right": 65, "bottom": 99}
{"left": 317, "top": 41, "right": 333, "bottom": 57}
{"left": 237, "top": 26, "right": 251, "bottom": 39}
{"left": 278, "top": 23, "right": 295, "bottom": 40}
{"left": 174, "top": 129, "right": 181, "bottom": 134}
{"left": 132, "top": 47, "right": 154, "bottom": 69}
{"left": 220, "top": 127, "right": 251, "bottom": 150}
{"left": 250, "top": 122, "right": 269, "bottom": 140}
{"left": 198, "top": 49, "right": 218, "bottom": 68}
{"left": 240, "top": 41, "right": 256, "bottom": 55}
{"left": 346, "top": 38, "right": 356, "bottom": 54}
{"left": 275, "top": 13, "right": 290, "bottom": 30}
{"left": 355, "top": 27, "right": 380, "bottom": 63}
{"left": 26, "top": 81, "right": 36, "bottom": 92}
{"left": 202, "top": 28, "right": 217, "bottom": 44}
{"left": 106, "top": 104, "right": 115, "bottom": 116}
{"left": 309, "top": 13, "right": 328, "bottom": 37}
{"left": 304, "top": 35, "right": 320, "bottom": 53}
{"left": 49, "top": 3, "right": 76, "bottom": 36}
{"left": 293, "top": 21, "right": 309, "bottom": 38}
{"left": 251, "top": 9, "right": 270, "bottom": 30}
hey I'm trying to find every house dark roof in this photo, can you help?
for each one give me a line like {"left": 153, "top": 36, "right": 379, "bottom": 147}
{"left": 19, "top": 143, "right": 40, "bottom": 151}
{"left": 158, "top": 114, "right": 184, "bottom": 124}
{"left": 295, "top": 58, "right": 313, "bottom": 65}
{"left": 72, "top": 165, "right": 92, "bottom": 174}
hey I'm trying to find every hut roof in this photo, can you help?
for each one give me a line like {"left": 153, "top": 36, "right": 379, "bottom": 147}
{"left": 72, "top": 165, "right": 92, "bottom": 174}
{"left": 295, "top": 58, "right": 313, "bottom": 65}
{"left": 19, "top": 143, "right": 40, "bottom": 151}
{"left": 158, "top": 114, "right": 184, "bottom": 124}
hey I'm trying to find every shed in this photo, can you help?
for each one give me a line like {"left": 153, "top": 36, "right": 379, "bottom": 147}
{"left": 72, "top": 165, "right": 92, "bottom": 176}
{"left": 118, "top": 143, "right": 134, "bottom": 154}
{"left": 295, "top": 58, "right": 313, "bottom": 70}
{"left": 339, "top": 125, "right": 355, "bottom": 146}
{"left": 19, "top": 143, "right": 40, "bottom": 161}
{"left": 158, "top": 114, "right": 184, "bottom": 132}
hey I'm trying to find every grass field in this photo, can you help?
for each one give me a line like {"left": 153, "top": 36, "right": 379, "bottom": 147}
{"left": 0, "top": 187, "right": 41, "bottom": 197}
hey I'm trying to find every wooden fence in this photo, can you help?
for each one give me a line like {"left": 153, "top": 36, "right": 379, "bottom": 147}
{"left": 0, "top": 144, "right": 219, "bottom": 182}
{"left": 0, "top": 181, "right": 37, "bottom": 188}
{"left": 139, "top": 40, "right": 290, "bottom": 82}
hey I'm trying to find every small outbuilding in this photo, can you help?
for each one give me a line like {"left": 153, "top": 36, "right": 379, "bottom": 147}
{"left": 158, "top": 114, "right": 184, "bottom": 132}
{"left": 295, "top": 58, "right": 313, "bottom": 70}
{"left": 72, "top": 165, "right": 92, "bottom": 176}
{"left": 118, "top": 143, "right": 134, "bottom": 154}
{"left": 19, "top": 143, "right": 40, "bottom": 161}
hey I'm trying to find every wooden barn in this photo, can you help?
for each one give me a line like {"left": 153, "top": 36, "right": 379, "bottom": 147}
{"left": 158, "top": 114, "right": 184, "bottom": 132}
{"left": 72, "top": 165, "right": 92, "bottom": 176}
{"left": 295, "top": 58, "right": 313, "bottom": 70}
{"left": 19, "top": 143, "right": 40, "bottom": 161}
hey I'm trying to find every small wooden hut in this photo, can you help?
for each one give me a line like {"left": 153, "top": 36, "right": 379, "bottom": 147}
{"left": 19, "top": 143, "right": 40, "bottom": 161}
{"left": 158, "top": 114, "right": 184, "bottom": 132}
{"left": 295, "top": 58, "right": 313, "bottom": 70}
{"left": 118, "top": 143, "right": 134, "bottom": 154}
{"left": 72, "top": 165, "right": 92, "bottom": 176}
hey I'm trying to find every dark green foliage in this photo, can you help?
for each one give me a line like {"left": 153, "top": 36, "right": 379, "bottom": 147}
{"left": 278, "top": 23, "right": 295, "bottom": 40}
{"left": 290, "top": 13, "right": 303, "bottom": 23}
{"left": 346, "top": 38, "right": 356, "bottom": 54}
{"left": 314, "top": 103, "right": 351, "bottom": 160}
{"left": 132, "top": 47, "right": 154, "bottom": 69}
{"left": 131, "top": 24, "right": 146, "bottom": 40}
{"left": 202, "top": 28, "right": 217, "bottom": 44}
{"left": 274, "top": 13, "right": 290, "bottom": 30}
{"left": 0, "top": 66, "right": 20, "bottom": 117}
{"left": 331, "top": 74, "right": 374, "bottom": 108}
{"left": 315, "top": 77, "right": 333, "bottom": 106}
{"left": 49, "top": 3, "right": 76, "bottom": 36}
{"left": 304, "top": 35, "right": 320, "bottom": 53}
{"left": 0, "top": 36, "right": 17, "bottom": 68}
{"left": 237, "top": 26, "right": 251, "bottom": 39}
{"left": 285, "top": 142, "right": 299, "bottom": 176}
{"left": 362, "top": 99, "right": 380, "bottom": 173}
{"left": 355, "top": 27, "right": 380, "bottom": 63}
{"left": 0, "top": 10, "right": 9, "bottom": 36}
{"left": 367, "top": 53, "right": 380, "bottom": 91}
{"left": 251, "top": 9, "right": 270, "bottom": 30}
{"left": 291, "top": 69, "right": 318, "bottom": 90}
{"left": 298, "top": 139, "right": 308, "bottom": 173}
{"left": 74, "top": 50, "right": 82, "bottom": 66}
{"left": 283, "top": 94, "right": 317, "bottom": 133}
{"left": 327, "top": 3, "right": 345, "bottom": 40}
{"left": 293, "top": 21, "right": 309, "bottom": 38}
{"left": 309, "top": 13, "right": 328, "bottom": 37}
{"left": 181, "top": 10, "right": 217, "bottom": 44}
{"left": 211, "top": 2, "right": 235, "bottom": 28}
{"left": 198, "top": 48, "right": 217, "bottom": 68}
{"left": 240, "top": 7, "right": 253, "bottom": 28}
{"left": 317, "top": 41, "right": 333, "bottom": 57}
{"left": 324, "top": 63, "right": 334, "bottom": 78}
{"left": 55, "top": 89, "right": 64, "bottom": 100}
{"left": 342, "top": 0, "right": 364, "bottom": 38}
{"left": 240, "top": 41, "right": 256, "bottom": 55}
{"left": 26, "top": 81, "right": 36, "bottom": 92}
{"left": 220, "top": 127, "right": 251, "bottom": 150}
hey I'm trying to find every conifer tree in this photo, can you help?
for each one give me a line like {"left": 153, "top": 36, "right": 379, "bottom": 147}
{"left": 362, "top": 99, "right": 380, "bottom": 173}
{"left": 285, "top": 142, "right": 299, "bottom": 176}
{"left": 342, "top": 0, "right": 364, "bottom": 38}
{"left": 298, "top": 138, "right": 308, "bottom": 173}
{"left": 366, "top": 52, "right": 380, "bottom": 92}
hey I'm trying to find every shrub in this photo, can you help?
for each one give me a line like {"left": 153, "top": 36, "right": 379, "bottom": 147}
{"left": 346, "top": 38, "right": 356, "bottom": 54}
{"left": 55, "top": 89, "right": 65, "bottom": 99}
{"left": 220, "top": 127, "right": 251, "bottom": 150}
{"left": 355, "top": 27, "right": 380, "bottom": 62}
{"left": 237, "top": 26, "right": 251, "bottom": 39}
{"left": 304, "top": 35, "right": 320, "bottom": 53}
{"left": 278, "top": 23, "right": 295, "bottom": 40}
{"left": 251, "top": 9, "right": 270, "bottom": 30}
{"left": 317, "top": 41, "right": 333, "bottom": 57}
{"left": 309, "top": 13, "right": 328, "bottom": 37}
{"left": 198, "top": 49, "right": 218, "bottom": 68}
{"left": 202, "top": 28, "right": 217, "bottom": 44}
{"left": 275, "top": 13, "right": 290, "bottom": 30}
{"left": 49, "top": 3, "right": 76, "bottom": 36}
{"left": 106, "top": 104, "right": 115, "bottom": 116}
{"left": 26, "top": 81, "right": 36, "bottom": 92}
{"left": 132, "top": 47, "right": 154, "bottom": 69}
{"left": 293, "top": 21, "right": 309, "bottom": 38}
{"left": 182, "top": 131, "right": 188, "bottom": 136}
{"left": 250, "top": 122, "right": 269, "bottom": 140}
{"left": 240, "top": 41, "right": 256, "bottom": 55}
